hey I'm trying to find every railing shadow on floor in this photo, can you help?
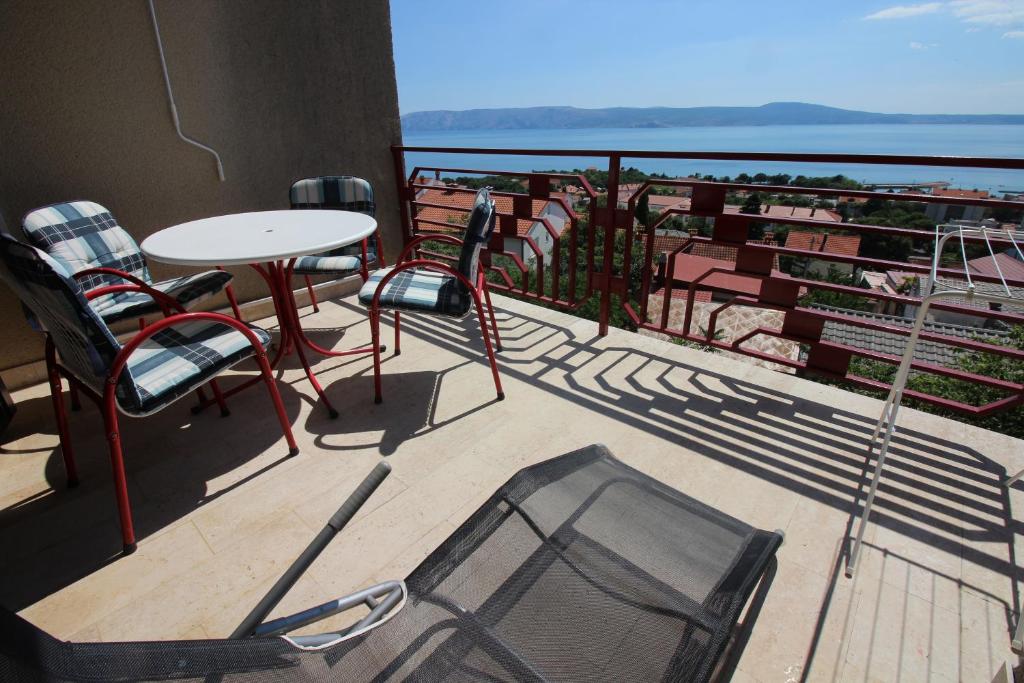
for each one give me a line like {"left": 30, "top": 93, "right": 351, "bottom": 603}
{"left": 360, "top": 296, "right": 1020, "bottom": 672}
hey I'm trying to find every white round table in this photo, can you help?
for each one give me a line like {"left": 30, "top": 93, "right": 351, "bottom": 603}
{"left": 141, "top": 210, "right": 377, "bottom": 267}
{"left": 142, "top": 210, "right": 382, "bottom": 418}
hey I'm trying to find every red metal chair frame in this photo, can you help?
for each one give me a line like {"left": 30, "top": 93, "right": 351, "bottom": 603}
{"left": 45, "top": 280, "right": 297, "bottom": 554}
{"left": 63, "top": 266, "right": 242, "bottom": 411}
{"left": 297, "top": 229, "right": 386, "bottom": 313}
{"left": 368, "top": 234, "right": 503, "bottom": 404}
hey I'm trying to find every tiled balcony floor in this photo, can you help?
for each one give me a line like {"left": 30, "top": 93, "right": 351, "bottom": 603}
{"left": 0, "top": 292, "right": 1021, "bottom": 682}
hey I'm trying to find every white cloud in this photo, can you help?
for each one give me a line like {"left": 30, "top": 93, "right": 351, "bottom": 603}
{"left": 1004, "top": 28, "right": 1024, "bottom": 35}
{"left": 949, "top": 0, "right": 1024, "bottom": 26}
{"left": 865, "top": 0, "right": 1024, "bottom": 32}
{"left": 909, "top": 40, "right": 941, "bottom": 46}
{"left": 865, "top": 3, "right": 944, "bottom": 19}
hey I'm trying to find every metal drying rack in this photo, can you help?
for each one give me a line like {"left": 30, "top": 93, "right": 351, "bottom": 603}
{"left": 845, "top": 222, "right": 1024, "bottom": 641}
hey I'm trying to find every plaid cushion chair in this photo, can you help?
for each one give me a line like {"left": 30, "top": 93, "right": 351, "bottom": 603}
{"left": 0, "top": 234, "right": 297, "bottom": 554}
{"left": 359, "top": 187, "right": 504, "bottom": 403}
{"left": 288, "top": 176, "right": 385, "bottom": 312}
{"left": 22, "top": 201, "right": 239, "bottom": 325}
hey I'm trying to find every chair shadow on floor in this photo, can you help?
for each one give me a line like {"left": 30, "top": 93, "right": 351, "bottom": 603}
{"left": 0, "top": 375, "right": 305, "bottom": 612}
{"left": 306, "top": 362, "right": 501, "bottom": 456}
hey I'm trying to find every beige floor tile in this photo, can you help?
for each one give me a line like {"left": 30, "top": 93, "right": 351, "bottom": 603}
{"left": 1, "top": 292, "right": 1019, "bottom": 683}
{"left": 20, "top": 520, "right": 214, "bottom": 638}
{"left": 842, "top": 582, "right": 934, "bottom": 682}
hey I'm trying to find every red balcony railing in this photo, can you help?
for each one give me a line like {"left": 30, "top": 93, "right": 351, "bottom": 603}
{"left": 391, "top": 145, "right": 1024, "bottom": 417}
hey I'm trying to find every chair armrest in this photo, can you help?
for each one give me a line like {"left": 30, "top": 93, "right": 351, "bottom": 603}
{"left": 85, "top": 283, "right": 187, "bottom": 317}
{"left": 104, "top": 311, "right": 268, "bottom": 398}
{"left": 73, "top": 267, "right": 150, "bottom": 289}
{"left": 370, "top": 259, "right": 478, "bottom": 310}
{"left": 398, "top": 233, "right": 464, "bottom": 264}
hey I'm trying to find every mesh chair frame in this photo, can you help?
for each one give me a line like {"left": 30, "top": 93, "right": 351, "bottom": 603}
{"left": 0, "top": 445, "right": 783, "bottom": 682}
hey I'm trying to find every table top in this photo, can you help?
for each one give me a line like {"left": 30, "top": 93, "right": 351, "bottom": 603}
{"left": 141, "top": 210, "right": 378, "bottom": 266}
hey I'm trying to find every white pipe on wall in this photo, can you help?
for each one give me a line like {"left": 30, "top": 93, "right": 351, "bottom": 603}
{"left": 147, "top": 0, "right": 226, "bottom": 181}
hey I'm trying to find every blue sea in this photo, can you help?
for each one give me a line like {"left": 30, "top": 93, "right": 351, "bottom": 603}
{"left": 402, "top": 124, "right": 1024, "bottom": 193}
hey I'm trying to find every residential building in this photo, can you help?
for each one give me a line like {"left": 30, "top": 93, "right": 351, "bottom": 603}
{"left": 783, "top": 230, "right": 862, "bottom": 277}
{"left": 414, "top": 186, "right": 568, "bottom": 266}
{"left": 925, "top": 188, "right": 990, "bottom": 222}
{"left": 809, "top": 304, "right": 1012, "bottom": 367}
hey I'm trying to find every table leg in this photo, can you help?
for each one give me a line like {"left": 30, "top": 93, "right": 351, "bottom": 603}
{"left": 191, "top": 261, "right": 310, "bottom": 411}
{"left": 283, "top": 260, "right": 383, "bottom": 358}
{"left": 268, "top": 262, "right": 339, "bottom": 419}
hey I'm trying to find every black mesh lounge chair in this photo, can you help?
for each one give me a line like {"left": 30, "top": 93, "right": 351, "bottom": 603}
{"left": 0, "top": 445, "right": 783, "bottom": 682}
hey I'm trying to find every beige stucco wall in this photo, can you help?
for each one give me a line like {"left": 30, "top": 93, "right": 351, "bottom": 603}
{"left": 0, "top": 0, "right": 403, "bottom": 374}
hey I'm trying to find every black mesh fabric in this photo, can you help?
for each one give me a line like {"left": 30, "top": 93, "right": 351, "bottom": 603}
{"left": 0, "top": 445, "right": 782, "bottom": 682}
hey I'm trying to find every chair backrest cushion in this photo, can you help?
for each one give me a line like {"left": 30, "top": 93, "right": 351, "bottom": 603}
{"left": 22, "top": 201, "right": 150, "bottom": 291}
{"left": 0, "top": 234, "right": 121, "bottom": 396}
{"left": 457, "top": 188, "right": 496, "bottom": 285}
{"left": 289, "top": 176, "right": 375, "bottom": 215}
{"left": 289, "top": 177, "right": 377, "bottom": 259}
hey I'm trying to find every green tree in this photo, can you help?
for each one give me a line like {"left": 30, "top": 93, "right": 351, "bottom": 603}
{"left": 635, "top": 192, "right": 650, "bottom": 225}
{"left": 798, "top": 265, "right": 874, "bottom": 311}
{"left": 740, "top": 192, "right": 763, "bottom": 215}
{"left": 845, "top": 327, "right": 1024, "bottom": 438}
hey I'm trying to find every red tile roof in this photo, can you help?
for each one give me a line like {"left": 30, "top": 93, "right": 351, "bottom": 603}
{"left": 932, "top": 188, "right": 990, "bottom": 199}
{"left": 650, "top": 233, "right": 780, "bottom": 270}
{"left": 647, "top": 195, "right": 691, "bottom": 210}
{"left": 723, "top": 204, "right": 842, "bottom": 222}
{"left": 968, "top": 251, "right": 1024, "bottom": 283}
{"left": 664, "top": 253, "right": 791, "bottom": 297}
{"left": 415, "top": 188, "right": 553, "bottom": 237}
{"left": 784, "top": 231, "right": 861, "bottom": 257}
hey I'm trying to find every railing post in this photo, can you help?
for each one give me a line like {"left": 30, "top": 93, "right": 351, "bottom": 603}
{"left": 390, "top": 145, "right": 413, "bottom": 247}
{"left": 598, "top": 154, "right": 620, "bottom": 336}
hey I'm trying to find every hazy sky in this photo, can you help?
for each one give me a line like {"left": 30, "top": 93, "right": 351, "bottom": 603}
{"left": 390, "top": 0, "right": 1024, "bottom": 115}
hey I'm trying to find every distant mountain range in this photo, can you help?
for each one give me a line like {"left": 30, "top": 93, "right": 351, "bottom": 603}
{"left": 401, "top": 102, "right": 1024, "bottom": 132}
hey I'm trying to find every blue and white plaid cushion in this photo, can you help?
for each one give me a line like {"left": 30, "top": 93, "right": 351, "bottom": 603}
{"left": 91, "top": 270, "right": 234, "bottom": 323}
{"left": 0, "top": 234, "right": 268, "bottom": 416}
{"left": 289, "top": 176, "right": 375, "bottom": 214}
{"left": 292, "top": 249, "right": 377, "bottom": 276}
{"left": 290, "top": 176, "right": 378, "bottom": 274}
{"left": 120, "top": 319, "right": 272, "bottom": 416}
{"left": 0, "top": 235, "right": 121, "bottom": 394}
{"left": 22, "top": 201, "right": 151, "bottom": 291}
{"left": 358, "top": 267, "right": 472, "bottom": 317}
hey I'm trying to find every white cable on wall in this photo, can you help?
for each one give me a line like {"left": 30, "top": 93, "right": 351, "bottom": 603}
{"left": 147, "top": 0, "right": 226, "bottom": 181}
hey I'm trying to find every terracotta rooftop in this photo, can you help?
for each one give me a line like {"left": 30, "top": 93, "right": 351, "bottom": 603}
{"left": 724, "top": 204, "right": 842, "bottom": 223}
{"left": 784, "top": 231, "right": 861, "bottom": 257}
{"left": 968, "top": 251, "right": 1024, "bottom": 284}
{"left": 651, "top": 232, "right": 781, "bottom": 270}
{"left": 648, "top": 195, "right": 691, "bottom": 210}
{"left": 932, "top": 188, "right": 990, "bottom": 200}
{"left": 414, "top": 188, "right": 554, "bottom": 237}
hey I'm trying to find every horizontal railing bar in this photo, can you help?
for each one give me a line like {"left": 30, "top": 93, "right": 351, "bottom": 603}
{"left": 394, "top": 144, "right": 1023, "bottom": 418}
{"left": 411, "top": 167, "right": 591, "bottom": 181}
{"left": 662, "top": 235, "right": 1024, "bottom": 288}
{"left": 631, "top": 180, "right": 1024, "bottom": 209}
{"left": 396, "top": 145, "right": 1024, "bottom": 169}
{"left": 804, "top": 307, "right": 1024, "bottom": 360}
